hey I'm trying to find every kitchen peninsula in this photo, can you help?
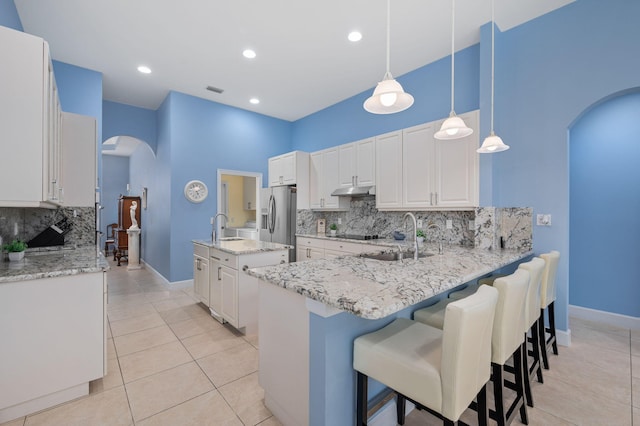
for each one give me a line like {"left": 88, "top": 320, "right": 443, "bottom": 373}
{"left": 247, "top": 241, "right": 532, "bottom": 426}
{"left": 0, "top": 247, "right": 108, "bottom": 423}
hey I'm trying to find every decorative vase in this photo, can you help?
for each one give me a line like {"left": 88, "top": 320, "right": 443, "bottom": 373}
{"left": 8, "top": 251, "right": 25, "bottom": 262}
{"left": 416, "top": 237, "right": 425, "bottom": 245}
{"left": 330, "top": 230, "right": 337, "bottom": 236}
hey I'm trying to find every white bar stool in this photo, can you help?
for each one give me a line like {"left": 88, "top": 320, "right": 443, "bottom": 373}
{"left": 353, "top": 285, "right": 499, "bottom": 426}
{"left": 414, "top": 269, "right": 530, "bottom": 426}
{"left": 538, "top": 251, "right": 560, "bottom": 369}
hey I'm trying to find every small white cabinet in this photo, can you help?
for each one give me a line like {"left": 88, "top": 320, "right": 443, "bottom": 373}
{"left": 268, "top": 151, "right": 310, "bottom": 209}
{"left": 339, "top": 137, "right": 375, "bottom": 188}
{"left": 296, "top": 236, "right": 369, "bottom": 260}
{"left": 374, "top": 131, "right": 403, "bottom": 209}
{"left": 0, "top": 26, "right": 62, "bottom": 207}
{"left": 310, "top": 148, "right": 349, "bottom": 210}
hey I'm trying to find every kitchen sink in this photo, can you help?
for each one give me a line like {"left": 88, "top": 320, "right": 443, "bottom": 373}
{"left": 218, "top": 237, "right": 244, "bottom": 241}
{"left": 360, "top": 251, "right": 434, "bottom": 261}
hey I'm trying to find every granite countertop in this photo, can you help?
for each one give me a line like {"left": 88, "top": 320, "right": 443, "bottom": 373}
{"left": 193, "top": 239, "right": 292, "bottom": 255}
{"left": 0, "top": 246, "right": 109, "bottom": 284}
{"left": 246, "top": 243, "right": 532, "bottom": 320}
{"left": 296, "top": 233, "right": 420, "bottom": 249}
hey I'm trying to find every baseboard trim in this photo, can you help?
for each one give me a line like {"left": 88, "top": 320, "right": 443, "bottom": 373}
{"left": 140, "top": 259, "right": 195, "bottom": 287}
{"left": 569, "top": 304, "right": 640, "bottom": 330}
{"left": 556, "top": 329, "right": 571, "bottom": 347}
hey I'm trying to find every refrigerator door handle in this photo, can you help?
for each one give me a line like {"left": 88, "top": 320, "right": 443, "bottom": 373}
{"left": 268, "top": 195, "right": 276, "bottom": 233}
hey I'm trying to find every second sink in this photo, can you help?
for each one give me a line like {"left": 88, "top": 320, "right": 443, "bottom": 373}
{"left": 360, "top": 251, "right": 433, "bottom": 261}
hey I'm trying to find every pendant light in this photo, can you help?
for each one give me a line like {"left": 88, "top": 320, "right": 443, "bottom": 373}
{"left": 435, "top": 0, "right": 473, "bottom": 140}
{"left": 363, "top": 0, "right": 414, "bottom": 114}
{"left": 477, "top": 0, "right": 509, "bottom": 153}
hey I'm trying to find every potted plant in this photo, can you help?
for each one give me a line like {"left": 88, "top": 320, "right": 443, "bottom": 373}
{"left": 329, "top": 223, "right": 338, "bottom": 236}
{"left": 416, "top": 229, "right": 426, "bottom": 244}
{"left": 4, "top": 239, "right": 27, "bottom": 262}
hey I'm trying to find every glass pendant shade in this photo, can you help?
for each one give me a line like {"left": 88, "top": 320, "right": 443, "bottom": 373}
{"left": 363, "top": 72, "right": 414, "bottom": 114}
{"left": 477, "top": 131, "right": 509, "bottom": 153}
{"left": 435, "top": 113, "right": 474, "bottom": 140}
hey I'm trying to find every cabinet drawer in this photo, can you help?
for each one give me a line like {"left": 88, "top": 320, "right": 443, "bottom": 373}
{"left": 210, "top": 249, "right": 238, "bottom": 270}
{"left": 240, "top": 251, "right": 288, "bottom": 271}
{"left": 323, "top": 240, "right": 365, "bottom": 254}
{"left": 194, "top": 243, "right": 209, "bottom": 258}
{"left": 297, "top": 237, "right": 325, "bottom": 249}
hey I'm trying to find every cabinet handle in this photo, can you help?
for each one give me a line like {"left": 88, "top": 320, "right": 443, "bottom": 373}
{"left": 242, "top": 265, "right": 249, "bottom": 272}
{"left": 352, "top": 176, "right": 355, "bottom": 186}
{"left": 218, "top": 266, "right": 221, "bottom": 280}
{"left": 435, "top": 192, "right": 438, "bottom": 205}
{"left": 211, "top": 256, "right": 221, "bottom": 261}
{"left": 307, "top": 248, "right": 310, "bottom": 258}
{"left": 430, "top": 193, "right": 433, "bottom": 206}
{"left": 196, "top": 258, "right": 201, "bottom": 271}
{"left": 280, "top": 260, "right": 286, "bottom": 264}
{"left": 355, "top": 176, "right": 358, "bottom": 186}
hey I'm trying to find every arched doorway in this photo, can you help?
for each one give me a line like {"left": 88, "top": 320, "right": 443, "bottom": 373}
{"left": 569, "top": 90, "right": 640, "bottom": 319}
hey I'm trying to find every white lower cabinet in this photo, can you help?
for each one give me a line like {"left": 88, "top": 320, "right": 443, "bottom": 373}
{"left": 194, "top": 243, "right": 288, "bottom": 332}
{"left": 0, "top": 272, "right": 105, "bottom": 422}
{"left": 296, "top": 236, "right": 368, "bottom": 260}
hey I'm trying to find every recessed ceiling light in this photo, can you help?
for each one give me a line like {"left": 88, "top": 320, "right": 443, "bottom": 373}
{"left": 137, "top": 65, "right": 152, "bottom": 74}
{"left": 243, "top": 49, "right": 257, "bottom": 59}
{"left": 348, "top": 31, "right": 362, "bottom": 42}
{"left": 249, "top": 98, "right": 260, "bottom": 105}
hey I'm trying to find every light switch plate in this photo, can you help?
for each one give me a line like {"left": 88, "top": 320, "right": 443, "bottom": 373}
{"left": 446, "top": 220, "right": 453, "bottom": 229}
{"left": 417, "top": 219, "right": 423, "bottom": 228}
{"left": 468, "top": 220, "right": 475, "bottom": 231}
{"left": 337, "top": 218, "right": 342, "bottom": 225}
{"left": 536, "top": 214, "right": 552, "bottom": 226}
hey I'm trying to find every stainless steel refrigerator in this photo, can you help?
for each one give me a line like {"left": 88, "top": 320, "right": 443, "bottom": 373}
{"left": 259, "top": 186, "right": 297, "bottom": 262}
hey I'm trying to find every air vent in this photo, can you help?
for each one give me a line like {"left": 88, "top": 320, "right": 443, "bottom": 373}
{"left": 206, "top": 86, "right": 224, "bottom": 94}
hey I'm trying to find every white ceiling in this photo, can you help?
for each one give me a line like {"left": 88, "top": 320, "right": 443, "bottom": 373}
{"left": 15, "top": 0, "right": 573, "bottom": 122}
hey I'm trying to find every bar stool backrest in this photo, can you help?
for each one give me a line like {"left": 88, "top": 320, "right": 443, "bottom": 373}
{"left": 517, "top": 257, "right": 546, "bottom": 331}
{"left": 540, "top": 251, "right": 560, "bottom": 309}
{"left": 441, "top": 285, "right": 498, "bottom": 420}
{"left": 491, "top": 268, "right": 530, "bottom": 365}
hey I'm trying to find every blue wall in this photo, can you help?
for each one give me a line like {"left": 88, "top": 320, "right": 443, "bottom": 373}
{"left": 129, "top": 143, "right": 157, "bottom": 263}
{"left": 0, "top": 0, "right": 22, "bottom": 30}
{"left": 166, "top": 91, "right": 292, "bottom": 282}
{"left": 103, "top": 101, "right": 158, "bottom": 152}
{"left": 570, "top": 91, "right": 640, "bottom": 317}
{"left": 101, "top": 155, "right": 130, "bottom": 241}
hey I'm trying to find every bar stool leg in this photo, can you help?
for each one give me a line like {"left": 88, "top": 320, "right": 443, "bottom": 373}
{"left": 492, "top": 364, "right": 506, "bottom": 426}
{"left": 356, "top": 371, "right": 368, "bottom": 426}
{"left": 539, "top": 309, "right": 550, "bottom": 370}
{"left": 477, "top": 383, "right": 489, "bottom": 426}
{"left": 513, "top": 345, "right": 529, "bottom": 424}
{"left": 397, "top": 393, "right": 406, "bottom": 425}
{"left": 530, "top": 320, "right": 544, "bottom": 383}
{"left": 522, "top": 340, "right": 534, "bottom": 407}
{"left": 548, "top": 301, "right": 559, "bottom": 355}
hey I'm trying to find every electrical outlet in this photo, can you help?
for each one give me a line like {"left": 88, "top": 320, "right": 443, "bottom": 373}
{"left": 210, "top": 217, "right": 214, "bottom": 225}
{"left": 446, "top": 219, "right": 453, "bottom": 229}
{"left": 417, "top": 219, "right": 423, "bottom": 228}
{"left": 338, "top": 218, "right": 342, "bottom": 225}
{"left": 468, "top": 220, "right": 475, "bottom": 231}
{"left": 536, "top": 214, "right": 552, "bottom": 226}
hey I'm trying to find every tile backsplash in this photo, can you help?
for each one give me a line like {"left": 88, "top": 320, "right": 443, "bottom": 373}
{"left": 297, "top": 197, "right": 532, "bottom": 250}
{"left": 0, "top": 207, "right": 95, "bottom": 249}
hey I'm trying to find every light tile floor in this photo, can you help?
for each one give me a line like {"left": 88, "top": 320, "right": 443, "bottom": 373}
{"left": 2, "top": 259, "right": 638, "bottom": 425}
{"left": 3, "top": 258, "right": 280, "bottom": 426}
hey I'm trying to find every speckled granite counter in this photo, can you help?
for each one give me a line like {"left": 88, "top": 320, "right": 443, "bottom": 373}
{"left": 247, "top": 243, "right": 531, "bottom": 319}
{"left": 193, "top": 239, "right": 292, "bottom": 255}
{"left": 0, "top": 246, "right": 108, "bottom": 283}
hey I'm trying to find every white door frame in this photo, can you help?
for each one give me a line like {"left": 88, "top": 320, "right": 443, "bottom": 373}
{"left": 216, "top": 169, "right": 263, "bottom": 232}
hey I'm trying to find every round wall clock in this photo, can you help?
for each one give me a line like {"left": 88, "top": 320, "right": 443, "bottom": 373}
{"left": 184, "top": 180, "right": 208, "bottom": 203}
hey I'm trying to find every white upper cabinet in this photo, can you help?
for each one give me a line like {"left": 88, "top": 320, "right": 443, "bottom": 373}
{"left": 310, "top": 148, "right": 349, "bottom": 210}
{"left": 374, "top": 131, "right": 403, "bottom": 209}
{"left": 268, "top": 150, "right": 310, "bottom": 209}
{"left": 375, "top": 110, "right": 479, "bottom": 210}
{"left": 0, "top": 26, "right": 62, "bottom": 207}
{"left": 338, "top": 137, "right": 375, "bottom": 188}
{"left": 61, "top": 112, "right": 97, "bottom": 207}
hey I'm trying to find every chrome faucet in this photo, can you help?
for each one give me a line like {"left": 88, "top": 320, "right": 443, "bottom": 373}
{"left": 402, "top": 212, "right": 419, "bottom": 260}
{"left": 426, "top": 222, "right": 443, "bottom": 254}
{"left": 212, "top": 213, "right": 228, "bottom": 243}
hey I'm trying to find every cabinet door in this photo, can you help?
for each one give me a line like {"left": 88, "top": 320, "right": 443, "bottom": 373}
{"left": 338, "top": 143, "right": 356, "bottom": 188}
{"left": 434, "top": 111, "right": 479, "bottom": 208}
{"left": 355, "top": 138, "right": 375, "bottom": 187}
{"left": 375, "top": 131, "right": 403, "bottom": 209}
{"left": 268, "top": 156, "right": 282, "bottom": 187}
{"left": 220, "top": 265, "right": 239, "bottom": 328}
{"left": 193, "top": 255, "right": 209, "bottom": 305}
{"left": 209, "top": 255, "right": 223, "bottom": 316}
{"left": 403, "top": 123, "right": 434, "bottom": 208}
{"left": 309, "top": 152, "right": 323, "bottom": 209}
{"left": 61, "top": 112, "right": 96, "bottom": 207}
{"left": 281, "top": 152, "right": 296, "bottom": 185}
{"left": 321, "top": 148, "right": 342, "bottom": 209}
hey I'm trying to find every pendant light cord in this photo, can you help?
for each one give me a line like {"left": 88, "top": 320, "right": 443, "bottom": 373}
{"left": 490, "top": 0, "right": 495, "bottom": 133}
{"left": 385, "top": 0, "right": 391, "bottom": 77}
{"left": 450, "top": 0, "right": 455, "bottom": 113}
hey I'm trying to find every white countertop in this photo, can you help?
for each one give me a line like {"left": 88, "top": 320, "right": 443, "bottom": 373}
{"left": 246, "top": 242, "right": 531, "bottom": 319}
{"left": 193, "top": 238, "right": 292, "bottom": 255}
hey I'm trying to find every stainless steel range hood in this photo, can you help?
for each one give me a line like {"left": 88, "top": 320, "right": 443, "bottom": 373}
{"left": 331, "top": 185, "right": 376, "bottom": 197}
